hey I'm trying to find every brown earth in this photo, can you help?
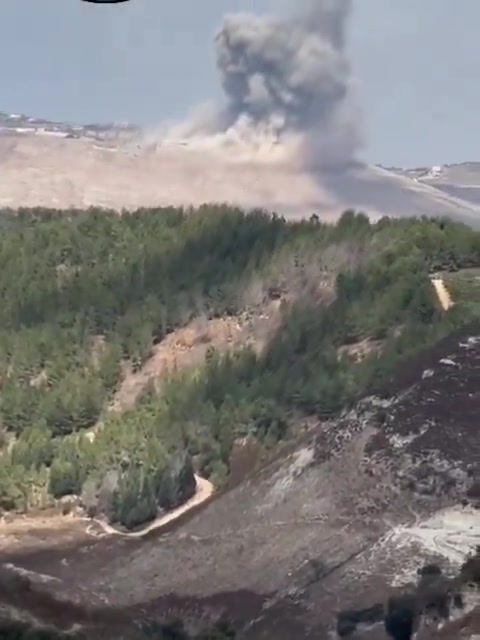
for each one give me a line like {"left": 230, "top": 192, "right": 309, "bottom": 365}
{"left": 109, "top": 303, "right": 283, "bottom": 415}
{"left": 431, "top": 277, "right": 455, "bottom": 311}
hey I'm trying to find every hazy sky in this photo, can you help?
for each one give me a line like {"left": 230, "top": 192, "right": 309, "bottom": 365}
{"left": 2, "top": 0, "right": 479, "bottom": 167}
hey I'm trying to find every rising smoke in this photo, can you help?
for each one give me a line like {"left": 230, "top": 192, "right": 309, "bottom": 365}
{"left": 150, "top": 1, "right": 362, "bottom": 170}
{"left": 213, "top": 0, "right": 362, "bottom": 169}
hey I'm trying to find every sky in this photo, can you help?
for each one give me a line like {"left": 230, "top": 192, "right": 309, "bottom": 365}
{"left": 1, "top": 0, "right": 479, "bottom": 167}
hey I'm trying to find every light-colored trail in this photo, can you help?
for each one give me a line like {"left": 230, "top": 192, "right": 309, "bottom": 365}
{"left": 431, "top": 276, "right": 455, "bottom": 311}
{"left": 85, "top": 474, "right": 214, "bottom": 538}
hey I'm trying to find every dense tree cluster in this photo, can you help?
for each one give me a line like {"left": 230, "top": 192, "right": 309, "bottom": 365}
{"left": 0, "top": 205, "right": 478, "bottom": 528}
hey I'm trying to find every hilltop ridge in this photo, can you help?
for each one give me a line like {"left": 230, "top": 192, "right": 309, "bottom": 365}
{"left": 0, "top": 111, "right": 479, "bottom": 225}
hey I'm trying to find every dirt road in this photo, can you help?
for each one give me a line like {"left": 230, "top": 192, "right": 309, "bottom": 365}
{"left": 86, "top": 475, "right": 214, "bottom": 538}
{"left": 431, "top": 276, "right": 455, "bottom": 311}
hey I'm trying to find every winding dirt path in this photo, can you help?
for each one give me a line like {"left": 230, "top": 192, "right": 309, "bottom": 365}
{"left": 85, "top": 474, "right": 214, "bottom": 538}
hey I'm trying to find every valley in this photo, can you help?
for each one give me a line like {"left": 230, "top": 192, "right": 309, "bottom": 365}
{"left": 0, "top": 206, "right": 478, "bottom": 639}
{"left": 2, "top": 0, "right": 480, "bottom": 636}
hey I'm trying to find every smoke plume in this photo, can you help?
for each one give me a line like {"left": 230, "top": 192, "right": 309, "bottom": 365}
{"left": 214, "top": 0, "right": 362, "bottom": 169}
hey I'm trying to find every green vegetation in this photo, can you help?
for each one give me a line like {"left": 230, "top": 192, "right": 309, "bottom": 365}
{"left": 442, "top": 267, "right": 480, "bottom": 316}
{"left": 0, "top": 206, "right": 478, "bottom": 528}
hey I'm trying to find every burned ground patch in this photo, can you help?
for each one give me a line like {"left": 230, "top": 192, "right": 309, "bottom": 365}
{"left": 0, "top": 326, "right": 479, "bottom": 639}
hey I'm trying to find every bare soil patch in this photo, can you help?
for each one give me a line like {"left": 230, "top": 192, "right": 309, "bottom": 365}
{"left": 431, "top": 277, "right": 455, "bottom": 311}
{"left": 109, "top": 304, "right": 283, "bottom": 414}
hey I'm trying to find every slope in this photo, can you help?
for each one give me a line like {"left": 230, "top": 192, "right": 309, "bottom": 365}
{"left": 1, "top": 325, "right": 479, "bottom": 640}
{"left": 1, "top": 131, "right": 479, "bottom": 225}
{"left": 413, "top": 162, "right": 480, "bottom": 208}
{"left": 0, "top": 209, "right": 478, "bottom": 640}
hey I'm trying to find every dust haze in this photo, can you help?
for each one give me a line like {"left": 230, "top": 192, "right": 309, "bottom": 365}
{"left": 214, "top": 0, "right": 361, "bottom": 168}
{"left": 1, "top": 2, "right": 480, "bottom": 225}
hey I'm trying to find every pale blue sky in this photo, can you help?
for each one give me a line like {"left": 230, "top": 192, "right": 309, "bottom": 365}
{"left": 1, "top": 0, "right": 478, "bottom": 167}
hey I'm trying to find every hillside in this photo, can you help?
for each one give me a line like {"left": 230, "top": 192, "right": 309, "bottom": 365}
{"left": 1, "top": 121, "right": 480, "bottom": 225}
{"left": 1, "top": 325, "right": 479, "bottom": 640}
{"left": 0, "top": 207, "right": 478, "bottom": 639}
{"left": 389, "top": 162, "right": 480, "bottom": 207}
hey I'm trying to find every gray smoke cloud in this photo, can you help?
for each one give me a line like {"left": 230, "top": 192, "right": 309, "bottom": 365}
{"left": 214, "top": 0, "right": 362, "bottom": 169}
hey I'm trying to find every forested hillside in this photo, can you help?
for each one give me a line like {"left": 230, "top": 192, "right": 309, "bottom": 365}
{"left": 0, "top": 206, "right": 478, "bottom": 529}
